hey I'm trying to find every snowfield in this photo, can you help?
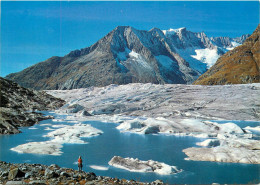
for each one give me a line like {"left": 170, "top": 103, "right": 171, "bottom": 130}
{"left": 45, "top": 83, "right": 260, "bottom": 164}
{"left": 108, "top": 156, "right": 182, "bottom": 175}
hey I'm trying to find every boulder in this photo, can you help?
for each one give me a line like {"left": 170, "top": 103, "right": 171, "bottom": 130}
{"left": 86, "top": 172, "right": 96, "bottom": 181}
{"left": 6, "top": 181, "right": 27, "bottom": 185}
{"left": 60, "top": 171, "right": 70, "bottom": 177}
{"left": 28, "top": 180, "right": 46, "bottom": 185}
{"left": 8, "top": 168, "right": 25, "bottom": 180}
{"left": 25, "top": 171, "right": 33, "bottom": 178}
{"left": 44, "top": 168, "right": 58, "bottom": 178}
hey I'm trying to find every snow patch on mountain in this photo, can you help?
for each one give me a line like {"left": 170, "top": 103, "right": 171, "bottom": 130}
{"left": 128, "top": 50, "right": 152, "bottom": 69}
{"left": 162, "top": 27, "right": 186, "bottom": 36}
{"left": 116, "top": 48, "right": 153, "bottom": 71}
{"left": 226, "top": 41, "right": 241, "bottom": 50}
{"left": 177, "top": 48, "right": 208, "bottom": 74}
{"left": 155, "top": 55, "right": 176, "bottom": 69}
{"left": 191, "top": 48, "right": 220, "bottom": 68}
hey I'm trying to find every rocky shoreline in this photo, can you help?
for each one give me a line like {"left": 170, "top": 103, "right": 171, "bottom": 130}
{"left": 0, "top": 161, "right": 164, "bottom": 185}
{"left": 0, "top": 77, "right": 65, "bottom": 134}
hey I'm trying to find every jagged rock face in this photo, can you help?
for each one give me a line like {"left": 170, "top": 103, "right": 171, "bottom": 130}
{"left": 194, "top": 25, "right": 260, "bottom": 85}
{"left": 210, "top": 34, "right": 250, "bottom": 49}
{"left": 6, "top": 26, "right": 248, "bottom": 90}
{"left": 0, "top": 77, "right": 65, "bottom": 134}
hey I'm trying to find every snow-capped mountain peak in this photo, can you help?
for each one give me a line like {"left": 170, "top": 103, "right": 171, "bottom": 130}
{"left": 6, "top": 26, "right": 250, "bottom": 90}
{"left": 162, "top": 27, "right": 186, "bottom": 36}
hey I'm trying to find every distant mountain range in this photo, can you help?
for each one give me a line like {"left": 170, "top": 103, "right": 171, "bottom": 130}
{"left": 6, "top": 26, "right": 249, "bottom": 90}
{"left": 194, "top": 24, "right": 259, "bottom": 85}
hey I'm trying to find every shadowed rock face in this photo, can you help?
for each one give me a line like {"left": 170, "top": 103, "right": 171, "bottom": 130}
{"left": 194, "top": 24, "right": 260, "bottom": 85}
{"left": 6, "top": 26, "right": 248, "bottom": 90}
{"left": 0, "top": 77, "right": 65, "bottom": 134}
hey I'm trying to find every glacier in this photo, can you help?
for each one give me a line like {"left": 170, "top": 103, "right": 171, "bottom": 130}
{"left": 46, "top": 83, "right": 260, "bottom": 163}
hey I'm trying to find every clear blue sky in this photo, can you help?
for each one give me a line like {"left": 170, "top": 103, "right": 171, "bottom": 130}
{"left": 1, "top": 1, "right": 259, "bottom": 77}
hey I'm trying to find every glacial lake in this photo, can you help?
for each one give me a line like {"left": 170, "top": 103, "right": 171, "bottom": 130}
{"left": 0, "top": 112, "right": 259, "bottom": 184}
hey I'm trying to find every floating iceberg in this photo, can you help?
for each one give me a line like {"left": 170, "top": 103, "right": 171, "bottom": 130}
{"left": 184, "top": 137, "right": 260, "bottom": 164}
{"left": 11, "top": 141, "right": 63, "bottom": 156}
{"left": 244, "top": 126, "right": 260, "bottom": 132}
{"left": 44, "top": 123, "right": 103, "bottom": 144}
{"left": 108, "top": 156, "right": 182, "bottom": 175}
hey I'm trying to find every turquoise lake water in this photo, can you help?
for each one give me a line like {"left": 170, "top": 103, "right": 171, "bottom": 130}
{"left": 0, "top": 112, "right": 259, "bottom": 184}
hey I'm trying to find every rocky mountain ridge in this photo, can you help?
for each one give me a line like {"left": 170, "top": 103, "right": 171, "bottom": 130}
{"left": 194, "top": 24, "right": 259, "bottom": 85}
{"left": 6, "top": 26, "right": 249, "bottom": 90}
{"left": 210, "top": 34, "right": 250, "bottom": 49}
{"left": 0, "top": 77, "right": 65, "bottom": 134}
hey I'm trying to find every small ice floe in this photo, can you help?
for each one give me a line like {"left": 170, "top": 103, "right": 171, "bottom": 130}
{"left": 51, "top": 124, "right": 68, "bottom": 128}
{"left": 28, "top": 127, "right": 38, "bottom": 130}
{"left": 89, "top": 165, "right": 109, "bottom": 171}
{"left": 40, "top": 123, "right": 52, "bottom": 127}
{"left": 108, "top": 156, "right": 182, "bottom": 175}
{"left": 52, "top": 119, "right": 65, "bottom": 122}
{"left": 67, "top": 120, "right": 79, "bottom": 123}
{"left": 244, "top": 126, "right": 260, "bottom": 132}
{"left": 44, "top": 127, "right": 55, "bottom": 131}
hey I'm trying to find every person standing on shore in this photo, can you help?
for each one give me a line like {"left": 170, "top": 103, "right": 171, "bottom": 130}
{"left": 78, "top": 156, "right": 83, "bottom": 172}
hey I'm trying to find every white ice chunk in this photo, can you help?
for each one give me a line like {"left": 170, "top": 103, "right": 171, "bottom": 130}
{"left": 28, "top": 127, "right": 38, "bottom": 130}
{"left": 108, "top": 156, "right": 182, "bottom": 175}
{"left": 216, "top": 122, "right": 244, "bottom": 134}
{"left": 196, "top": 139, "right": 220, "bottom": 147}
{"left": 244, "top": 126, "right": 260, "bottom": 132}
{"left": 89, "top": 165, "right": 109, "bottom": 171}
{"left": 11, "top": 141, "right": 63, "bottom": 156}
{"left": 44, "top": 123, "right": 103, "bottom": 144}
{"left": 40, "top": 123, "right": 52, "bottom": 126}
{"left": 11, "top": 123, "right": 103, "bottom": 155}
{"left": 44, "top": 127, "right": 55, "bottom": 131}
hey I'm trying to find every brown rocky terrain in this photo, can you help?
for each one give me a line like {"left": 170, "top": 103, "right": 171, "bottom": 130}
{"left": 0, "top": 161, "right": 164, "bottom": 185}
{"left": 0, "top": 77, "right": 65, "bottom": 134}
{"left": 194, "top": 24, "right": 260, "bottom": 85}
